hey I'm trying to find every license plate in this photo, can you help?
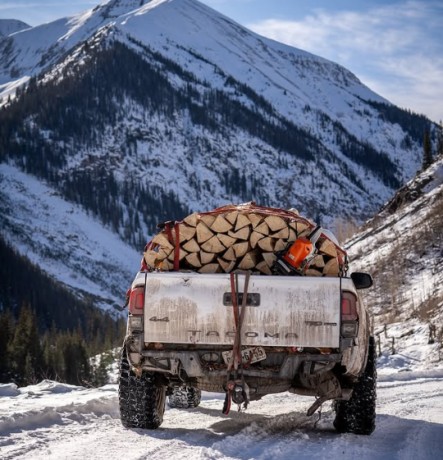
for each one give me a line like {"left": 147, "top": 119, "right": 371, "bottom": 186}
{"left": 222, "top": 346, "right": 267, "bottom": 365}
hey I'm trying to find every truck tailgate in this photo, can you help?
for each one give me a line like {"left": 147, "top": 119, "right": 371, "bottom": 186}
{"left": 141, "top": 272, "right": 342, "bottom": 348}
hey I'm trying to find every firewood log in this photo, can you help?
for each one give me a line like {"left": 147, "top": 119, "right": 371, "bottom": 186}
{"left": 200, "top": 251, "right": 215, "bottom": 264}
{"left": 143, "top": 250, "right": 163, "bottom": 268}
{"left": 262, "top": 252, "right": 277, "bottom": 267}
{"left": 228, "top": 226, "right": 250, "bottom": 241}
{"left": 217, "top": 257, "right": 236, "bottom": 273}
{"left": 319, "top": 239, "right": 338, "bottom": 258}
{"left": 257, "top": 237, "right": 274, "bottom": 252}
{"left": 183, "top": 212, "right": 199, "bottom": 227}
{"left": 225, "top": 211, "right": 239, "bottom": 225}
{"left": 248, "top": 213, "right": 263, "bottom": 228}
{"left": 196, "top": 221, "right": 214, "bottom": 243}
{"left": 274, "top": 239, "right": 287, "bottom": 252}
{"left": 182, "top": 238, "right": 200, "bottom": 253}
{"left": 158, "top": 247, "right": 173, "bottom": 259}
{"left": 264, "top": 215, "right": 287, "bottom": 232}
{"left": 171, "top": 224, "right": 196, "bottom": 243}
{"left": 233, "top": 241, "right": 249, "bottom": 258}
{"left": 297, "top": 223, "right": 311, "bottom": 235}
{"left": 256, "top": 260, "right": 272, "bottom": 275}
{"left": 289, "top": 221, "right": 309, "bottom": 235}
{"left": 185, "top": 252, "right": 202, "bottom": 268}
{"left": 255, "top": 221, "right": 270, "bottom": 236}
{"left": 310, "top": 254, "right": 325, "bottom": 268}
{"left": 218, "top": 233, "right": 237, "bottom": 248}
{"left": 288, "top": 228, "right": 297, "bottom": 242}
{"left": 223, "top": 246, "right": 237, "bottom": 261}
{"left": 152, "top": 232, "right": 174, "bottom": 250}
{"left": 210, "top": 215, "right": 233, "bottom": 233}
{"left": 305, "top": 268, "right": 322, "bottom": 277}
{"left": 250, "top": 231, "right": 265, "bottom": 249}
{"left": 238, "top": 251, "right": 258, "bottom": 270}
{"left": 271, "top": 227, "right": 289, "bottom": 239}
{"left": 201, "top": 235, "right": 226, "bottom": 253}
{"left": 200, "top": 214, "right": 216, "bottom": 227}
{"left": 235, "top": 213, "right": 251, "bottom": 231}
{"left": 167, "top": 248, "right": 188, "bottom": 262}
{"left": 199, "top": 263, "right": 221, "bottom": 273}
{"left": 323, "top": 258, "right": 339, "bottom": 276}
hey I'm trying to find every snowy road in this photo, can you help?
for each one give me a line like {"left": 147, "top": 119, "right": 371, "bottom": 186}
{"left": 1, "top": 373, "right": 442, "bottom": 460}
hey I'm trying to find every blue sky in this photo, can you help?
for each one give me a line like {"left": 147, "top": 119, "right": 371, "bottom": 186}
{"left": 1, "top": 0, "right": 442, "bottom": 122}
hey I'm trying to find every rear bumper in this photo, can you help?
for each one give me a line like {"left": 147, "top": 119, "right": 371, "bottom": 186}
{"left": 128, "top": 346, "right": 343, "bottom": 380}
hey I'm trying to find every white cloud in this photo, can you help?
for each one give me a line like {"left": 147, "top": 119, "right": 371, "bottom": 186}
{"left": 248, "top": 1, "right": 443, "bottom": 122}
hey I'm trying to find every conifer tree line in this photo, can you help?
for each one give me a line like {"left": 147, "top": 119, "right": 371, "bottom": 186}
{"left": 0, "top": 237, "right": 126, "bottom": 387}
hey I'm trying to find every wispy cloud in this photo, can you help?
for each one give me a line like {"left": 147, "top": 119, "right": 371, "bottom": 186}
{"left": 0, "top": 1, "right": 97, "bottom": 25}
{"left": 248, "top": 1, "right": 443, "bottom": 122}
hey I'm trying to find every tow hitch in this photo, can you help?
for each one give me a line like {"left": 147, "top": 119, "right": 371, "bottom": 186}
{"left": 222, "top": 379, "right": 250, "bottom": 415}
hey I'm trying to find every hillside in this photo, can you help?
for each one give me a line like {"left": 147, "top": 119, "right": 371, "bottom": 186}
{"left": 0, "top": 163, "right": 140, "bottom": 312}
{"left": 346, "top": 153, "right": 443, "bottom": 372}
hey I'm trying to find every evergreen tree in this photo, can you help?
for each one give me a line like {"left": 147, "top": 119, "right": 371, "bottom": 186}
{"left": 58, "top": 332, "right": 91, "bottom": 386}
{"left": 0, "top": 311, "right": 14, "bottom": 382}
{"left": 42, "top": 324, "right": 63, "bottom": 381}
{"left": 437, "top": 121, "right": 443, "bottom": 158}
{"left": 422, "top": 128, "right": 433, "bottom": 170}
{"left": 9, "top": 304, "right": 44, "bottom": 385}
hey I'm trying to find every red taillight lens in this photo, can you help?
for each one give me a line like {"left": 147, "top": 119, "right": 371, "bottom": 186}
{"left": 129, "top": 286, "right": 145, "bottom": 315}
{"left": 341, "top": 292, "right": 358, "bottom": 321}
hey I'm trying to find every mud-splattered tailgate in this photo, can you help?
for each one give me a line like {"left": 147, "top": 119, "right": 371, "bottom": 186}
{"left": 134, "top": 272, "right": 349, "bottom": 348}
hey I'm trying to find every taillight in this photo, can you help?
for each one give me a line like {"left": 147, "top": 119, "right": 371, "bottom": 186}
{"left": 129, "top": 286, "right": 145, "bottom": 315}
{"left": 341, "top": 291, "right": 358, "bottom": 338}
{"left": 341, "top": 292, "right": 358, "bottom": 321}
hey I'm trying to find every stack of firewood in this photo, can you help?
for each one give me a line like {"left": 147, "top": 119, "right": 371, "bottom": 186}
{"left": 142, "top": 203, "right": 347, "bottom": 276}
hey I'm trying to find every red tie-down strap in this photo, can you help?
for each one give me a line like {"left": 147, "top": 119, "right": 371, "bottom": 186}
{"left": 163, "top": 222, "right": 181, "bottom": 271}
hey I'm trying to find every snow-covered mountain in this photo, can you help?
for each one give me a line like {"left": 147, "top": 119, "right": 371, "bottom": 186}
{"left": 0, "top": 19, "right": 30, "bottom": 37}
{"left": 0, "top": 0, "right": 436, "bottom": 242}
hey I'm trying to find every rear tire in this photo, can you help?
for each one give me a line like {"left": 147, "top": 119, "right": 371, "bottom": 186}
{"left": 118, "top": 348, "right": 166, "bottom": 429}
{"left": 334, "top": 336, "right": 377, "bottom": 435}
{"left": 168, "top": 386, "right": 202, "bottom": 409}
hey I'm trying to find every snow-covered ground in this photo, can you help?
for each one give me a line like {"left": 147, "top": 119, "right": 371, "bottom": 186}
{"left": 1, "top": 365, "right": 442, "bottom": 460}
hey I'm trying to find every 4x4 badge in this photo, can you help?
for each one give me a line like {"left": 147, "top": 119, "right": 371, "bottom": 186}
{"left": 149, "top": 316, "right": 169, "bottom": 322}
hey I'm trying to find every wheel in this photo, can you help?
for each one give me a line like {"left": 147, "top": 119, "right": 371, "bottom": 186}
{"left": 334, "top": 336, "right": 377, "bottom": 435}
{"left": 168, "top": 385, "right": 202, "bottom": 408}
{"left": 118, "top": 347, "right": 166, "bottom": 429}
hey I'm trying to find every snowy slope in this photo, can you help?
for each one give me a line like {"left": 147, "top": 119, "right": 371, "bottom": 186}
{"left": 0, "top": 375, "right": 442, "bottom": 459}
{"left": 346, "top": 154, "right": 443, "bottom": 375}
{"left": 0, "top": 163, "right": 140, "bottom": 313}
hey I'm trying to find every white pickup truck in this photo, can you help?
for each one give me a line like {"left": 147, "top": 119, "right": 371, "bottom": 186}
{"left": 118, "top": 269, "right": 376, "bottom": 435}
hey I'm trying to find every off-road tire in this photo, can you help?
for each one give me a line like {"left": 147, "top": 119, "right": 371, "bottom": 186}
{"left": 168, "top": 386, "right": 202, "bottom": 408}
{"left": 118, "top": 348, "right": 166, "bottom": 429}
{"left": 334, "top": 336, "right": 377, "bottom": 435}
